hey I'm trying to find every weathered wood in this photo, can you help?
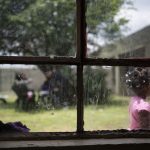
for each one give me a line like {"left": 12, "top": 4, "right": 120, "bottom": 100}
{"left": 76, "top": 0, "right": 86, "bottom": 133}
{"left": 77, "top": 65, "right": 84, "bottom": 133}
{"left": 76, "top": 0, "right": 87, "bottom": 59}
{"left": 1, "top": 0, "right": 150, "bottom": 144}
{"left": 1, "top": 56, "right": 150, "bottom": 67}
{"left": 0, "top": 138, "right": 150, "bottom": 150}
{"left": 84, "top": 58, "right": 150, "bottom": 67}
{"left": 1, "top": 130, "right": 150, "bottom": 141}
{"left": 0, "top": 56, "right": 79, "bottom": 65}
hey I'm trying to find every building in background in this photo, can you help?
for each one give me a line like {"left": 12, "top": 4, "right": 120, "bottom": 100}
{"left": 93, "top": 25, "right": 150, "bottom": 95}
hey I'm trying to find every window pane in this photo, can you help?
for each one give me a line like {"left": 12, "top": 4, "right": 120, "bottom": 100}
{"left": 86, "top": 0, "right": 150, "bottom": 58}
{"left": 0, "top": 0, "right": 76, "bottom": 57}
{"left": 0, "top": 64, "right": 77, "bottom": 132}
{"left": 84, "top": 66, "right": 150, "bottom": 130}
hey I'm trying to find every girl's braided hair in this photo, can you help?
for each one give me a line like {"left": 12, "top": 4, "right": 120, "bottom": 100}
{"left": 125, "top": 67, "right": 150, "bottom": 89}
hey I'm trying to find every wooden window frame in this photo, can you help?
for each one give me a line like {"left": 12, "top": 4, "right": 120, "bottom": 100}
{"left": 1, "top": 0, "right": 150, "bottom": 136}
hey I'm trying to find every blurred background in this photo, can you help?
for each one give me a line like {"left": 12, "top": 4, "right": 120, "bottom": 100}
{"left": 0, "top": 0, "right": 150, "bottom": 131}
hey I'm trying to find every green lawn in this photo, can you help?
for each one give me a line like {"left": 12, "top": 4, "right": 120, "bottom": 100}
{"left": 0, "top": 94, "right": 129, "bottom": 132}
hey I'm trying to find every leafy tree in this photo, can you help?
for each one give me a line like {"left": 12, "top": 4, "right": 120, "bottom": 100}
{"left": 0, "top": 0, "right": 132, "bottom": 106}
{"left": 0, "top": 0, "right": 132, "bottom": 57}
{"left": 86, "top": 0, "right": 132, "bottom": 41}
{"left": 0, "top": 0, "right": 76, "bottom": 56}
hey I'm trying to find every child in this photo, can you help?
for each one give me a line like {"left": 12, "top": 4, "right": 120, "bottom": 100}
{"left": 125, "top": 67, "right": 150, "bottom": 130}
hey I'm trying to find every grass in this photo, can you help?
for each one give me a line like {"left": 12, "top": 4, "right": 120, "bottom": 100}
{"left": 0, "top": 93, "right": 130, "bottom": 132}
{"left": 84, "top": 104, "right": 128, "bottom": 130}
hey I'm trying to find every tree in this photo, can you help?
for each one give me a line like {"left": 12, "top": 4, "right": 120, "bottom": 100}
{"left": 86, "top": 0, "right": 132, "bottom": 41}
{"left": 0, "top": 0, "right": 132, "bottom": 106}
{"left": 0, "top": 0, "right": 132, "bottom": 57}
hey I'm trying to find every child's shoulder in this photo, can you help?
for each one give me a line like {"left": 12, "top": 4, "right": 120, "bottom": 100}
{"left": 138, "top": 98, "right": 150, "bottom": 112}
{"left": 130, "top": 96, "right": 150, "bottom": 111}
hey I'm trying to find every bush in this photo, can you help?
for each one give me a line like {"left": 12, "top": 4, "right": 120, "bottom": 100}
{"left": 84, "top": 66, "right": 111, "bottom": 105}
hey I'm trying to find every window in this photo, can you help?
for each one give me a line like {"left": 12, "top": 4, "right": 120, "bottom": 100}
{"left": 1, "top": 0, "right": 150, "bottom": 138}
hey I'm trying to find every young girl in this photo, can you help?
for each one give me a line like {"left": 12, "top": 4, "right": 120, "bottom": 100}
{"left": 125, "top": 67, "right": 150, "bottom": 130}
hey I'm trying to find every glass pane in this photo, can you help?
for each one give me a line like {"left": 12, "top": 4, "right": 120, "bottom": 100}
{"left": 0, "top": 64, "right": 77, "bottom": 132}
{"left": 0, "top": 0, "right": 76, "bottom": 57}
{"left": 84, "top": 66, "right": 150, "bottom": 130}
{"left": 86, "top": 0, "right": 150, "bottom": 58}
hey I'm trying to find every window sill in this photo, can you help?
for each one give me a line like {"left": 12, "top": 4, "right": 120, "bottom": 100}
{"left": 1, "top": 130, "right": 150, "bottom": 149}
{"left": 1, "top": 130, "right": 150, "bottom": 140}
{"left": 0, "top": 138, "right": 150, "bottom": 150}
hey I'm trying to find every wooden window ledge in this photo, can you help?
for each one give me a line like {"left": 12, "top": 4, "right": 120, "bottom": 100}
{"left": 0, "top": 138, "right": 150, "bottom": 150}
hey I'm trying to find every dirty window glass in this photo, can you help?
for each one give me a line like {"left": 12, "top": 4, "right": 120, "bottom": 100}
{"left": 0, "top": 0, "right": 76, "bottom": 57}
{"left": 84, "top": 66, "right": 150, "bottom": 130}
{"left": 0, "top": 64, "right": 77, "bottom": 132}
{"left": 86, "top": 0, "right": 150, "bottom": 58}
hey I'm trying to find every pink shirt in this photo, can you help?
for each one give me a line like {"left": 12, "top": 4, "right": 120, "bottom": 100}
{"left": 129, "top": 96, "right": 150, "bottom": 130}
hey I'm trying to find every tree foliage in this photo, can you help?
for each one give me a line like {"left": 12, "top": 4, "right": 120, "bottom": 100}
{"left": 0, "top": 0, "right": 131, "bottom": 56}
{"left": 0, "top": 0, "right": 132, "bottom": 106}
{"left": 86, "top": 0, "right": 131, "bottom": 40}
